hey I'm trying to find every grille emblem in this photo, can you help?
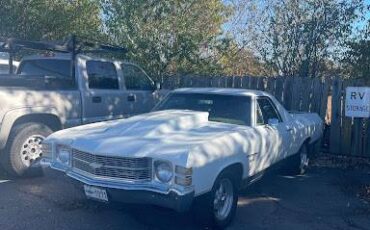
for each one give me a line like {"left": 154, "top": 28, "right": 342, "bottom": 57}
{"left": 89, "top": 162, "right": 103, "bottom": 170}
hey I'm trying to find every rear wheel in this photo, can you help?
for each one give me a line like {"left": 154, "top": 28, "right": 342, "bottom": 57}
{"left": 0, "top": 123, "right": 52, "bottom": 177}
{"left": 193, "top": 171, "right": 239, "bottom": 229}
{"left": 284, "top": 144, "right": 309, "bottom": 175}
{"left": 299, "top": 144, "right": 309, "bottom": 174}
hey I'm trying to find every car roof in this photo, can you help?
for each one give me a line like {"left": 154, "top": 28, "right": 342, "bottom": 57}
{"left": 172, "top": 87, "right": 271, "bottom": 97}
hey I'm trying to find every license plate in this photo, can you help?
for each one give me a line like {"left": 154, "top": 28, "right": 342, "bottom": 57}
{"left": 84, "top": 185, "right": 108, "bottom": 202}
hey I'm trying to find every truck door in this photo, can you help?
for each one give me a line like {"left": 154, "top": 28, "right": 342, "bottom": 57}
{"left": 81, "top": 60, "right": 125, "bottom": 124}
{"left": 255, "top": 97, "right": 292, "bottom": 164}
{"left": 121, "top": 63, "right": 159, "bottom": 116}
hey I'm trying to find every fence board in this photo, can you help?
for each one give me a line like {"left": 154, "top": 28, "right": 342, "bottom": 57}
{"left": 234, "top": 77, "right": 243, "bottom": 88}
{"left": 283, "top": 77, "right": 293, "bottom": 110}
{"left": 250, "top": 77, "right": 258, "bottom": 90}
{"left": 365, "top": 119, "right": 370, "bottom": 156}
{"left": 341, "top": 80, "right": 353, "bottom": 155}
{"left": 266, "top": 77, "right": 276, "bottom": 95}
{"left": 241, "top": 76, "right": 250, "bottom": 89}
{"left": 329, "top": 78, "right": 343, "bottom": 154}
{"left": 351, "top": 118, "right": 363, "bottom": 156}
{"left": 310, "top": 78, "right": 322, "bottom": 114}
{"left": 301, "top": 78, "right": 312, "bottom": 112}
{"left": 275, "top": 77, "right": 285, "bottom": 104}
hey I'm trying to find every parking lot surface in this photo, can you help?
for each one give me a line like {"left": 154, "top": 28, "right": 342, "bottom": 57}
{"left": 0, "top": 167, "right": 369, "bottom": 230}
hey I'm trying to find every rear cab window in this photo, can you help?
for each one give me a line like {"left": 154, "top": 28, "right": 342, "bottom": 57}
{"left": 154, "top": 93, "right": 252, "bottom": 126}
{"left": 86, "top": 60, "right": 119, "bottom": 90}
{"left": 18, "top": 59, "right": 72, "bottom": 78}
{"left": 18, "top": 59, "right": 75, "bottom": 89}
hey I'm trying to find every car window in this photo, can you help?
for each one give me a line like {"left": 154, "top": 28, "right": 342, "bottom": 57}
{"left": 256, "top": 103, "right": 265, "bottom": 125}
{"left": 19, "top": 59, "right": 72, "bottom": 78}
{"left": 257, "top": 97, "right": 282, "bottom": 125}
{"left": 122, "top": 64, "right": 153, "bottom": 90}
{"left": 154, "top": 93, "right": 252, "bottom": 126}
{"left": 87, "top": 61, "right": 119, "bottom": 90}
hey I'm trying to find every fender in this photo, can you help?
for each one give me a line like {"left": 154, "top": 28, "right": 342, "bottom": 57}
{"left": 0, "top": 107, "right": 61, "bottom": 149}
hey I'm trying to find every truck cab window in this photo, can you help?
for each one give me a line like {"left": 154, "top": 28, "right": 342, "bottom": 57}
{"left": 257, "top": 97, "right": 282, "bottom": 124}
{"left": 122, "top": 64, "right": 153, "bottom": 90}
{"left": 19, "top": 59, "right": 71, "bottom": 78}
{"left": 87, "top": 61, "right": 119, "bottom": 90}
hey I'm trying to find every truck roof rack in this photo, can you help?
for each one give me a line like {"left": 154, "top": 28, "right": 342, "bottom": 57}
{"left": 0, "top": 35, "right": 127, "bottom": 74}
{"left": 0, "top": 35, "right": 127, "bottom": 55}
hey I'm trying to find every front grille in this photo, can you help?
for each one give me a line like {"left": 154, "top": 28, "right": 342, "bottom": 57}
{"left": 72, "top": 149, "right": 152, "bottom": 182}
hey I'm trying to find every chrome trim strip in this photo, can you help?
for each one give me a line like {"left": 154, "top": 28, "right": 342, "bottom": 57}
{"left": 61, "top": 169, "right": 194, "bottom": 196}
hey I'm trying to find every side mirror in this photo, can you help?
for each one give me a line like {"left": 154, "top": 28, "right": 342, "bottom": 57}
{"left": 268, "top": 118, "right": 279, "bottom": 126}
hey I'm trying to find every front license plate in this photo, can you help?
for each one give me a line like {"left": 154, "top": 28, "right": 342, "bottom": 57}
{"left": 84, "top": 185, "right": 108, "bottom": 202}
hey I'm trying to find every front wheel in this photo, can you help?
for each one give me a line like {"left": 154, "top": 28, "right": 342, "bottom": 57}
{"left": 193, "top": 172, "right": 239, "bottom": 229}
{"left": 0, "top": 123, "right": 52, "bottom": 177}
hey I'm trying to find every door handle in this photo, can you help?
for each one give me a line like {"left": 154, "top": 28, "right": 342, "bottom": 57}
{"left": 128, "top": 94, "right": 136, "bottom": 102}
{"left": 92, "top": 96, "right": 102, "bottom": 103}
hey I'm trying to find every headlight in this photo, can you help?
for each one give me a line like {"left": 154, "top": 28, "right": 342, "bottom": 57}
{"left": 154, "top": 161, "right": 173, "bottom": 183}
{"left": 56, "top": 145, "right": 71, "bottom": 166}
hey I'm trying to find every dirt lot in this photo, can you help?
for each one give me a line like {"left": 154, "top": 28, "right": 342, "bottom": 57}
{"left": 0, "top": 166, "right": 369, "bottom": 230}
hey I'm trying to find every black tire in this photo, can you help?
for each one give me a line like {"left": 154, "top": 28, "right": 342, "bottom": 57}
{"left": 193, "top": 171, "right": 239, "bottom": 229}
{"left": 284, "top": 144, "right": 309, "bottom": 175}
{"left": 0, "top": 122, "right": 52, "bottom": 177}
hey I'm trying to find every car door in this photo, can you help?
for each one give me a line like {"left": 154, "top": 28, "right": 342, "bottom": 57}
{"left": 81, "top": 59, "right": 125, "bottom": 124}
{"left": 255, "top": 97, "right": 292, "bottom": 164}
{"left": 121, "top": 63, "right": 159, "bottom": 116}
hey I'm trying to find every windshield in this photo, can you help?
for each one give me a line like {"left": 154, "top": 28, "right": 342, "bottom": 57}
{"left": 18, "top": 59, "right": 72, "bottom": 78}
{"left": 154, "top": 93, "right": 252, "bottom": 126}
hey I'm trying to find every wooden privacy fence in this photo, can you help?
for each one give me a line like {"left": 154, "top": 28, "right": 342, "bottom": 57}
{"left": 160, "top": 75, "right": 370, "bottom": 157}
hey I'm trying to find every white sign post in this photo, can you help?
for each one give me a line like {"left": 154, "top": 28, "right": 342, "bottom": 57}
{"left": 345, "top": 87, "right": 370, "bottom": 118}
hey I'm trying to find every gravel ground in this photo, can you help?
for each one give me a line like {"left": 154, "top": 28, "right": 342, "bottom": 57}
{"left": 0, "top": 167, "right": 369, "bottom": 230}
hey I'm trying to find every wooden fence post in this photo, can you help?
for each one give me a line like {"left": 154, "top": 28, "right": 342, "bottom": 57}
{"left": 329, "top": 78, "right": 343, "bottom": 155}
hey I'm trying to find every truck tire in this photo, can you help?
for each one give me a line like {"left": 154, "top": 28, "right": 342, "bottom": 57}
{"left": 193, "top": 171, "right": 239, "bottom": 229}
{"left": 0, "top": 122, "right": 52, "bottom": 177}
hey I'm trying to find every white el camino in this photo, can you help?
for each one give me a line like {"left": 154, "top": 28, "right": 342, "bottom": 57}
{"left": 42, "top": 88, "right": 323, "bottom": 229}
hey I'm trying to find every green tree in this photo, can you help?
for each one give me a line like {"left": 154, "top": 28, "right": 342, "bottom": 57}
{"left": 103, "top": 0, "right": 229, "bottom": 80}
{"left": 343, "top": 22, "right": 370, "bottom": 82}
{"left": 0, "top": 0, "right": 103, "bottom": 41}
{"left": 229, "top": 0, "right": 365, "bottom": 78}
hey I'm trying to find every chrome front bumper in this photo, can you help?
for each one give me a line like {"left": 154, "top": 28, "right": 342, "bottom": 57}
{"left": 45, "top": 160, "right": 195, "bottom": 212}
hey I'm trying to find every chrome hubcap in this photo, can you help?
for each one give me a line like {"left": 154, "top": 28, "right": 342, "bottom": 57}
{"left": 20, "top": 135, "right": 45, "bottom": 166}
{"left": 214, "top": 178, "right": 234, "bottom": 221}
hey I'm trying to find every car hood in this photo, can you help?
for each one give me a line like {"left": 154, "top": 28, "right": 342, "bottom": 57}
{"left": 46, "top": 110, "right": 244, "bottom": 165}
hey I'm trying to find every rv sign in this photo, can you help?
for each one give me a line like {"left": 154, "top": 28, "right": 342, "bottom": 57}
{"left": 345, "top": 87, "right": 370, "bottom": 118}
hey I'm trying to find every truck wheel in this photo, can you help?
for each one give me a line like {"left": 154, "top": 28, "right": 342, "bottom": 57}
{"left": 193, "top": 171, "right": 239, "bottom": 229}
{"left": 284, "top": 144, "right": 309, "bottom": 175}
{"left": 298, "top": 144, "right": 309, "bottom": 174}
{"left": 0, "top": 123, "right": 52, "bottom": 177}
